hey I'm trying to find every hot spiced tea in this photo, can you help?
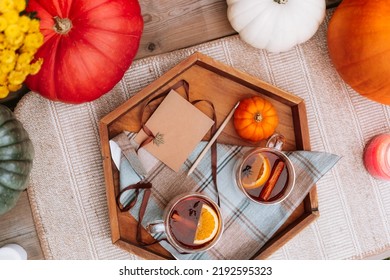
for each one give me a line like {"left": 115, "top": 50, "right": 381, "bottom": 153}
{"left": 168, "top": 196, "right": 221, "bottom": 249}
{"left": 240, "top": 151, "right": 289, "bottom": 202}
{"left": 234, "top": 139, "right": 296, "bottom": 205}
{"left": 146, "top": 193, "right": 223, "bottom": 253}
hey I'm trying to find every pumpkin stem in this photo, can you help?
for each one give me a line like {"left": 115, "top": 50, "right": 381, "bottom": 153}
{"left": 254, "top": 113, "right": 263, "bottom": 122}
{"left": 53, "top": 16, "right": 72, "bottom": 35}
{"left": 274, "top": 0, "right": 288, "bottom": 4}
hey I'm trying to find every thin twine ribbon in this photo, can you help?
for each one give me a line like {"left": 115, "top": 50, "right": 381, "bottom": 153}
{"left": 116, "top": 182, "right": 164, "bottom": 246}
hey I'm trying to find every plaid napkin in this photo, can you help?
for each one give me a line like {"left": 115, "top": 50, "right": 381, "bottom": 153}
{"left": 110, "top": 132, "right": 340, "bottom": 260}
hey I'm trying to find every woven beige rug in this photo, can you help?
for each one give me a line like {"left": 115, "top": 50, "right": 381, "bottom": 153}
{"left": 15, "top": 11, "right": 390, "bottom": 260}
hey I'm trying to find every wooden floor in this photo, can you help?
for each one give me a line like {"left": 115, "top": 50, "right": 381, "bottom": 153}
{"left": 0, "top": 0, "right": 342, "bottom": 260}
{"left": 0, "top": 192, "right": 43, "bottom": 259}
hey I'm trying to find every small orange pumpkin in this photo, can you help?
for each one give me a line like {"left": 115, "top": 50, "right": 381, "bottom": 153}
{"left": 233, "top": 96, "right": 279, "bottom": 142}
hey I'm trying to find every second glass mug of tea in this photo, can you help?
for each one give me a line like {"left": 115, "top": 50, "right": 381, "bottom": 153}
{"left": 146, "top": 192, "right": 223, "bottom": 254}
{"left": 234, "top": 134, "right": 296, "bottom": 205}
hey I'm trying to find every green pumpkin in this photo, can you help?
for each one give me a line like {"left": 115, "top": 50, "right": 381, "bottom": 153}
{"left": 0, "top": 105, "right": 34, "bottom": 215}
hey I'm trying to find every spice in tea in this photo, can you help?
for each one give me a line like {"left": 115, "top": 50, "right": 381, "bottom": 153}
{"left": 242, "top": 151, "right": 289, "bottom": 202}
{"left": 168, "top": 197, "right": 220, "bottom": 248}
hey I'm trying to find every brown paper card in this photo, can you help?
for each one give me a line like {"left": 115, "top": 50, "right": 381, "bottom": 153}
{"left": 134, "top": 90, "right": 215, "bottom": 172}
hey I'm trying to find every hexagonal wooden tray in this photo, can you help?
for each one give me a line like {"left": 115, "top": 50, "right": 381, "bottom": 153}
{"left": 99, "top": 52, "right": 317, "bottom": 259}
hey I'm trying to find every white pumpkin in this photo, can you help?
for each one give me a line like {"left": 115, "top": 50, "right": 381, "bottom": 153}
{"left": 227, "top": 0, "right": 326, "bottom": 53}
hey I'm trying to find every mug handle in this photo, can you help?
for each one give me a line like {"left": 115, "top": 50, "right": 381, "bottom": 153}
{"left": 146, "top": 220, "right": 165, "bottom": 234}
{"left": 266, "top": 133, "right": 285, "bottom": 151}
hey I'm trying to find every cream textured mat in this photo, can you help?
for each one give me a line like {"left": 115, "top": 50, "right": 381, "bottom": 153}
{"left": 15, "top": 12, "right": 390, "bottom": 259}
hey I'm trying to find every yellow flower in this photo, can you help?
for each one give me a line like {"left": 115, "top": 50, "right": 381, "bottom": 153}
{"left": 0, "top": 3, "right": 45, "bottom": 99}
{"left": 1, "top": 49, "right": 16, "bottom": 64}
{"left": 8, "top": 33, "right": 24, "bottom": 48}
{"left": 0, "top": 33, "right": 5, "bottom": 50}
{"left": 13, "top": 0, "right": 26, "bottom": 13}
{"left": 0, "top": 72, "right": 7, "bottom": 84}
{"left": 15, "top": 59, "right": 30, "bottom": 72}
{"left": 18, "top": 15, "right": 31, "bottom": 33}
{"left": 0, "top": 0, "right": 13, "bottom": 14}
{"left": 28, "top": 20, "right": 40, "bottom": 33}
{"left": 17, "top": 52, "right": 33, "bottom": 65}
{"left": 29, "top": 58, "right": 43, "bottom": 75}
{"left": 8, "top": 70, "right": 26, "bottom": 85}
{"left": 3, "top": 10, "right": 19, "bottom": 24}
{"left": 8, "top": 83, "right": 22, "bottom": 92}
{"left": 5, "top": 24, "right": 21, "bottom": 39}
{"left": 0, "top": 16, "right": 7, "bottom": 32}
{"left": 0, "top": 86, "right": 9, "bottom": 98}
{"left": 23, "top": 32, "right": 44, "bottom": 50}
{"left": 1, "top": 62, "right": 14, "bottom": 73}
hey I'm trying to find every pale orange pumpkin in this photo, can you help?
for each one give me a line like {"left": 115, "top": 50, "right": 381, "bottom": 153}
{"left": 327, "top": 0, "right": 390, "bottom": 105}
{"left": 233, "top": 96, "right": 278, "bottom": 142}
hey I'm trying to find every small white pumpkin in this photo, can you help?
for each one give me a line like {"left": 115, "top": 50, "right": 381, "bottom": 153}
{"left": 227, "top": 0, "right": 326, "bottom": 53}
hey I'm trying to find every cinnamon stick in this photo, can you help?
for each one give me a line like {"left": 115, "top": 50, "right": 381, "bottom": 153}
{"left": 259, "top": 160, "right": 285, "bottom": 201}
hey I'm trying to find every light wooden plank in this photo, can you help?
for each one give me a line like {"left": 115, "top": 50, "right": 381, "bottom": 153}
{"left": 136, "top": 0, "right": 235, "bottom": 59}
{"left": 0, "top": 191, "right": 44, "bottom": 260}
{"left": 136, "top": 0, "right": 342, "bottom": 59}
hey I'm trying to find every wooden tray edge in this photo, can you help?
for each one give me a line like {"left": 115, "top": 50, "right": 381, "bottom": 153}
{"left": 196, "top": 52, "right": 304, "bottom": 107}
{"left": 100, "top": 53, "right": 201, "bottom": 127}
{"left": 99, "top": 121, "right": 121, "bottom": 244}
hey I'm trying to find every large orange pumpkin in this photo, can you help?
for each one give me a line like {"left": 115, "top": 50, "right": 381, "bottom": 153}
{"left": 233, "top": 96, "right": 278, "bottom": 142}
{"left": 327, "top": 0, "right": 390, "bottom": 105}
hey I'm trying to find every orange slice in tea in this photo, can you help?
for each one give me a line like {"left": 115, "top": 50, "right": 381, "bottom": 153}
{"left": 193, "top": 204, "right": 219, "bottom": 245}
{"left": 241, "top": 153, "right": 271, "bottom": 189}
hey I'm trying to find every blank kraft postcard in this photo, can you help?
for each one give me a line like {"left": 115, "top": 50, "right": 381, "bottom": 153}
{"left": 134, "top": 89, "right": 215, "bottom": 172}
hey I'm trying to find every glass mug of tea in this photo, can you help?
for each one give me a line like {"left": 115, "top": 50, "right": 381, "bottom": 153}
{"left": 146, "top": 192, "right": 223, "bottom": 254}
{"left": 234, "top": 134, "right": 296, "bottom": 204}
